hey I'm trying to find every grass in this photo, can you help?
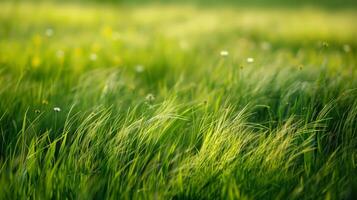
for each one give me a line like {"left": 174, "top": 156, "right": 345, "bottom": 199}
{"left": 0, "top": 1, "right": 356, "bottom": 199}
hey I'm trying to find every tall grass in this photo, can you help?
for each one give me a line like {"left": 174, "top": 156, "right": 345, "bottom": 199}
{"left": 0, "top": 2, "right": 356, "bottom": 199}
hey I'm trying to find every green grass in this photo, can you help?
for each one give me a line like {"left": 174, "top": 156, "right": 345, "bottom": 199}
{"left": 0, "top": 2, "right": 356, "bottom": 199}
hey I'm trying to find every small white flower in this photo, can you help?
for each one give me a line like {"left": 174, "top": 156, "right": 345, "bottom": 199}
{"left": 56, "top": 50, "right": 64, "bottom": 58}
{"left": 89, "top": 53, "right": 97, "bottom": 61}
{"left": 145, "top": 93, "right": 155, "bottom": 102}
{"left": 220, "top": 50, "right": 229, "bottom": 57}
{"left": 135, "top": 65, "right": 144, "bottom": 73}
{"left": 45, "top": 28, "right": 54, "bottom": 37}
{"left": 246, "top": 57, "right": 254, "bottom": 63}
{"left": 53, "top": 107, "right": 61, "bottom": 112}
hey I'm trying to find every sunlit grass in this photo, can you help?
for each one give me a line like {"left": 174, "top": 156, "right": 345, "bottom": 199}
{"left": 0, "top": 1, "right": 356, "bottom": 199}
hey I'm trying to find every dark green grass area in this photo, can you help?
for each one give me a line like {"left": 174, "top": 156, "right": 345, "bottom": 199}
{"left": 0, "top": 2, "right": 356, "bottom": 199}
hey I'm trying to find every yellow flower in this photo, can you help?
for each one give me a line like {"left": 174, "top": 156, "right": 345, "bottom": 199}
{"left": 74, "top": 47, "right": 82, "bottom": 57}
{"left": 32, "top": 34, "right": 42, "bottom": 47}
{"left": 31, "top": 56, "right": 41, "bottom": 68}
{"left": 91, "top": 43, "right": 101, "bottom": 52}
{"left": 101, "top": 26, "right": 113, "bottom": 39}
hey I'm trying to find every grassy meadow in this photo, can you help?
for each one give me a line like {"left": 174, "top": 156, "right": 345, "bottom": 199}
{"left": 0, "top": 1, "right": 356, "bottom": 199}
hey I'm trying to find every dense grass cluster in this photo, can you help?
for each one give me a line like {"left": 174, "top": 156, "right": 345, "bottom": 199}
{"left": 0, "top": 2, "right": 356, "bottom": 199}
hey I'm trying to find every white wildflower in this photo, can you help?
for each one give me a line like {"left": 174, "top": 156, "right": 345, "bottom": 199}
{"left": 220, "top": 50, "right": 229, "bottom": 57}
{"left": 45, "top": 28, "right": 54, "bottom": 37}
{"left": 53, "top": 107, "right": 61, "bottom": 112}
{"left": 89, "top": 53, "right": 97, "bottom": 61}
{"left": 135, "top": 65, "right": 144, "bottom": 73}
{"left": 246, "top": 57, "right": 254, "bottom": 63}
{"left": 145, "top": 93, "right": 155, "bottom": 102}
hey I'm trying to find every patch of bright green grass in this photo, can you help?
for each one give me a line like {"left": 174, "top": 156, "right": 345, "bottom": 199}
{"left": 0, "top": 2, "right": 356, "bottom": 199}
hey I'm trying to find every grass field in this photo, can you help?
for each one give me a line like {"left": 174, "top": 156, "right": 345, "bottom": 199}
{"left": 0, "top": 1, "right": 356, "bottom": 199}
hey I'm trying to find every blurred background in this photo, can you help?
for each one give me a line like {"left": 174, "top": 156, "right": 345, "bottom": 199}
{"left": 4, "top": 0, "right": 357, "bottom": 8}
